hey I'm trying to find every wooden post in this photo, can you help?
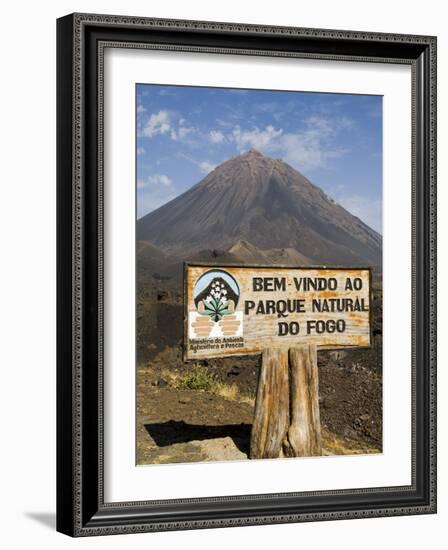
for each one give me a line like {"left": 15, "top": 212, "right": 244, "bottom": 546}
{"left": 250, "top": 344, "right": 322, "bottom": 459}
{"left": 250, "top": 348, "right": 289, "bottom": 459}
{"left": 284, "top": 345, "right": 322, "bottom": 457}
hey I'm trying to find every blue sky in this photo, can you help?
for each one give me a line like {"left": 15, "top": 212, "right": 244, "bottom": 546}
{"left": 136, "top": 84, "right": 382, "bottom": 232}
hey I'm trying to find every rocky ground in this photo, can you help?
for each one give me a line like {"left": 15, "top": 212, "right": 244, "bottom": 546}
{"left": 136, "top": 347, "right": 382, "bottom": 465}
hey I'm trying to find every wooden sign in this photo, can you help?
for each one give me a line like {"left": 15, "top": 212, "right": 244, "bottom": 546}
{"left": 184, "top": 264, "right": 372, "bottom": 360}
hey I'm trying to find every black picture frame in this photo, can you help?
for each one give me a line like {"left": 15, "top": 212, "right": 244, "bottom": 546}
{"left": 57, "top": 13, "right": 437, "bottom": 536}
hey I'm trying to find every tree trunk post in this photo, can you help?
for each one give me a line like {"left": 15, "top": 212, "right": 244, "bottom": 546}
{"left": 250, "top": 344, "right": 322, "bottom": 459}
{"left": 250, "top": 348, "right": 289, "bottom": 459}
{"left": 284, "top": 345, "right": 322, "bottom": 457}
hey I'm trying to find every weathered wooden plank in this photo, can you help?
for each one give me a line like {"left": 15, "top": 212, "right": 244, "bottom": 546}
{"left": 185, "top": 265, "right": 371, "bottom": 360}
{"left": 283, "top": 345, "right": 322, "bottom": 457}
{"left": 250, "top": 348, "right": 289, "bottom": 459}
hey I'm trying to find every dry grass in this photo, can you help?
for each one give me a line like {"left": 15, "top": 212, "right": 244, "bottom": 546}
{"left": 158, "top": 368, "right": 182, "bottom": 386}
{"left": 157, "top": 366, "right": 255, "bottom": 406}
{"left": 214, "top": 383, "right": 239, "bottom": 401}
{"left": 214, "top": 383, "right": 255, "bottom": 406}
{"left": 321, "top": 428, "right": 380, "bottom": 455}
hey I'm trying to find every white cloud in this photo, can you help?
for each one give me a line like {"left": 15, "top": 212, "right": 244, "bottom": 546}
{"left": 209, "top": 130, "right": 225, "bottom": 144}
{"left": 231, "top": 125, "right": 283, "bottom": 151}
{"left": 148, "top": 174, "right": 172, "bottom": 187}
{"left": 198, "top": 161, "right": 216, "bottom": 174}
{"left": 178, "top": 153, "right": 216, "bottom": 174}
{"left": 170, "top": 125, "right": 195, "bottom": 141}
{"left": 277, "top": 132, "right": 327, "bottom": 170}
{"left": 137, "top": 146, "right": 145, "bottom": 156}
{"left": 272, "top": 131, "right": 347, "bottom": 171}
{"left": 136, "top": 105, "right": 147, "bottom": 135}
{"left": 226, "top": 115, "right": 352, "bottom": 172}
{"left": 137, "top": 174, "right": 176, "bottom": 218}
{"left": 138, "top": 174, "right": 172, "bottom": 189}
{"left": 141, "top": 110, "right": 197, "bottom": 143}
{"left": 216, "top": 118, "right": 234, "bottom": 129}
{"left": 274, "top": 116, "right": 351, "bottom": 170}
{"left": 142, "top": 110, "right": 171, "bottom": 138}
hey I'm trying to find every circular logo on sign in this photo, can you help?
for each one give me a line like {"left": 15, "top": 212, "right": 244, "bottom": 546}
{"left": 193, "top": 269, "right": 240, "bottom": 323}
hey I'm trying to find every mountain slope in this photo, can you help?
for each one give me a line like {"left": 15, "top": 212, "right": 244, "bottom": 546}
{"left": 137, "top": 149, "right": 382, "bottom": 266}
{"left": 228, "top": 239, "right": 311, "bottom": 265}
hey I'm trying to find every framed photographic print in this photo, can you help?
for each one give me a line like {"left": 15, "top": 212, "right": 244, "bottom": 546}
{"left": 56, "top": 13, "right": 437, "bottom": 536}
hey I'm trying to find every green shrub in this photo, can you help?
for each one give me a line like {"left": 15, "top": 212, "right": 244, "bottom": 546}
{"left": 177, "top": 366, "right": 217, "bottom": 392}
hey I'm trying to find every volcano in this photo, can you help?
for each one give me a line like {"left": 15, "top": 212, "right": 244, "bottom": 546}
{"left": 137, "top": 149, "right": 381, "bottom": 266}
